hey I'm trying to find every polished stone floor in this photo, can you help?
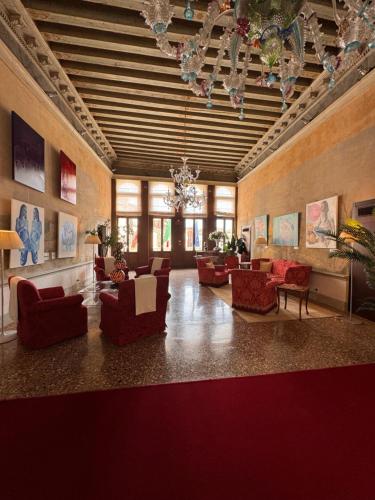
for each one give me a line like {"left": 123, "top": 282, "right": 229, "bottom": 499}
{"left": 1, "top": 269, "right": 375, "bottom": 400}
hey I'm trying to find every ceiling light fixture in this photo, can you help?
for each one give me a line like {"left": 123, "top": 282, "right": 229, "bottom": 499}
{"left": 141, "top": 0, "right": 375, "bottom": 117}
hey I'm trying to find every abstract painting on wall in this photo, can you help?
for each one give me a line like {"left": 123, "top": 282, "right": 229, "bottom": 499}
{"left": 60, "top": 151, "right": 77, "bottom": 205}
{"left": 254, "top": 215, "right": 268, "bottom": 242}
{"left": 58, "top": 212, "right": 78, "bottom": 258}
{"left": 10, "top": 199, "right": 44, "bottom": 268}
{"left": 306, "top": 195, "right": 338, "bottom": 249}
{"left": 12, "top": 111, "right": 45, "bottom": 192}
{"left": 272, "top": 212, "right": 299, "bottom": 247}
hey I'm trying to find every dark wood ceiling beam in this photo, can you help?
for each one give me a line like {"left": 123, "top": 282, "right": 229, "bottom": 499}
{"left": 24, "top": 0, "right": 338, "bottom": 47}
{"left": 91, "top": 110, "right": 273, "bottom": 132}
{"left": 85, "top": 100, "right": 279, "bottom": 126}
{"left": 114, "top": 152, "right": 236, "bottom": 168}
{"left": 70, "top": 77, "right": 283, "bottom": 113}
{"left": 39, "top": 22, "right": 322, "bottom": 76}
{"left": 99, "top": 126, "right": 258, "bottom": 146}
{"left": 59, "top": 59, "right": 292, "bottom": 103}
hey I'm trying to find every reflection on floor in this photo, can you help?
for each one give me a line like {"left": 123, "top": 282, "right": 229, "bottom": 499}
{"left": 1, "top": 269, "right": 375, "bottom": 400}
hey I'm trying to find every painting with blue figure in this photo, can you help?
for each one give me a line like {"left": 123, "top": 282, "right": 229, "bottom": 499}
{"left": 272, "top": 212, "right": 299, "bottom": 247}
{"left": 58, "top": 212, "right": 78, "bottom": 258}
{"left": 10, "top": 199, "right": 45, "bottom": 268}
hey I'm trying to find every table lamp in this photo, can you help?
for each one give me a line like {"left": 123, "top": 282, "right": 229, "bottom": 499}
{"left": 84, "top": 234, "right": 101, "bottom": 304}
{"left": 0, "top": 230, "right": 24, "bottom": 344}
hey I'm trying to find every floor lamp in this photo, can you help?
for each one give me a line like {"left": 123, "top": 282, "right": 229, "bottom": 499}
{"left": 84, "top": 234, "right": 101, "bottom": 306}
{"left": 339, "top": 230, "right": 362, "bottom": 325}
{"left": 0, "top": 230, "right": 24, "bottom": 344}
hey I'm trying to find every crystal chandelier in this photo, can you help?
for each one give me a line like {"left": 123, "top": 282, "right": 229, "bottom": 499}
{"left": 164, "top": 156, "right": 206, "bottom": 210}
{"left": 142, "top": 0, "right": 375, "bottom": 117}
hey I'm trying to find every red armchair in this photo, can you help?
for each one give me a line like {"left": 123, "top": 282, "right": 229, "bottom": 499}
{"left": 9, "top": 277, "right": 87, "bottom": 349}
{"left": 196, "top": 257, "right": 229, "bottom": 287}
{"left": 99, "top": 276, "right": 171, "bottom": 345}
{"left": 135, "top": 257, "right": 171, "bottom": 278}
{"left": 94, "top": 256, "right": 129, "bottom": 281}
{"left": 231, "top": 270, "right": 277, "bottom": 314}
{"left": 224, "top": 255, "right": 239, "bottom": 272}
{"left": 251, "top": 258, "right": 312, "bottom": 287}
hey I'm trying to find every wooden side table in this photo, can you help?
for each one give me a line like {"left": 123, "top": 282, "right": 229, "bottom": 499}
{"left": 276, "top": 284, "right": 310, "bottom": 321}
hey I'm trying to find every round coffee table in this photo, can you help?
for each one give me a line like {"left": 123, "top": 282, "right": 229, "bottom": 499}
{"left": 276, "top": 283, "right": 310, "bottom": 321}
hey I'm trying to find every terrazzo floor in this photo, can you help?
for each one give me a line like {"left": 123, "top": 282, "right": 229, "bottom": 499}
{"left": 1, "top": 269, "right": 375, "bottom": 400}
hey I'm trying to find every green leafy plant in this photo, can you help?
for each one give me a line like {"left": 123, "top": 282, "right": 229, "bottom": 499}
{"left": 319, "top": 219, "right": 375, "bottom": 312}
{"left": 236, "top": 237, "right": 247, "bottom": 255}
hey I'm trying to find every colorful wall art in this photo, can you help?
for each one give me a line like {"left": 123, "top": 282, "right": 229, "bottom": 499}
{"left": 306, "top": 195, "right": 338, "bottom": 249}
{"left": 60, "top": 151, "right": 77, "bottom": 205}
{"left": 272, "top": 212, "right": 299, "bottom": 247}
{"left": 12, "top": 112, "right": 45, "bottom": 192}
{"left": 58, "top": 212, "right": 78, "bottom": 258}
{"left": 254, "top": 215, "right": 268, "bottom": 242}
{"left": 10, "top": 199, "right": 44, "bottom": 268}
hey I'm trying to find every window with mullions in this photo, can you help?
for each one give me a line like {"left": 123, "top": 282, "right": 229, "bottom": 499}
{"left": 185, "top": 218, "right": 203, "bottom": 251}
{"left": 117, "top": 217, "right": 138, "bottom": 253}
{"left": 216, "top": 218, "right": 234, "bottom": 249}
{"left": 152, "top": 218, "right": 172, "bottom": 252}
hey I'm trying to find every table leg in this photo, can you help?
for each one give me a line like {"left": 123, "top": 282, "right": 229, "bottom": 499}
{"left": 299, "top": 296, "right": 302, "bottom": 321}
{"left": 305, "top": 290, "right": 310, "bottom": 315}
{"left": 277, "top": 288, "right": 280, "bottom": 314}
{"left": 284, "top": 291, "right": 287, "bottom": 309}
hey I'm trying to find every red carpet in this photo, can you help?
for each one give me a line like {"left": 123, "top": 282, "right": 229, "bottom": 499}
{"left": 1, "top": 364, "right": 375, "bottom": 500}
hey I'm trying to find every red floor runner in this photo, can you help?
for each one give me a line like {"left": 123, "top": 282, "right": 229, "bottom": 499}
{"left": 1, "top": 364, "right": 375, "bottom": 500}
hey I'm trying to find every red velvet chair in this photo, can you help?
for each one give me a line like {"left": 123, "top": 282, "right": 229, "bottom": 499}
{"left": 196, "top": 257, "right": 229, "bottom": 287}
{"left": 9, "top": 277, "right": 87, "bottom": 349}
{"left": 99, "top": 276, "right": 171, "bottom": 346}
{"left": 224, "top": 255, "right": 239, "bottom": 272}
{"left": 135, "top": 257, "right": 171, "bottom": 278}
{"left": 231, "top": 269, "right": 277, "bottom": 314}
{"left": 251, "top": 258, "right": 312, "bottom": 287}
{"left": 94, "top": 256, "right": 129, "bottom": 281}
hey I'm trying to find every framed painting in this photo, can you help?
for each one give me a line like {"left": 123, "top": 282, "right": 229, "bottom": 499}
{"left": 10, "top": 199, "right": 45, "bottom": 268}
{"left": 272, "top": 212, "right": 299, "bottom": 247}
{"left": 12, "top": 111, "right": 45, "bottom": 192}
{"left": 60, "top": 151, "right": 77, "bottom": 205}
{"left": 306, "top": 195, "right": 338, "bottom": 249}
{"left": 58, "top": 212, "right": 78, "bottom": 258}
{"left": 254, "top": 215, "right": 268, "bottom": 242}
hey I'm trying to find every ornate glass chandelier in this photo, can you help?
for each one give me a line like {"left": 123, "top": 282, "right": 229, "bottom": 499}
{"left": 142, "top": 0, "right": 375, "bottom": 117}
{"left": 164, "top": 156, "right": 206, "bottom": 210}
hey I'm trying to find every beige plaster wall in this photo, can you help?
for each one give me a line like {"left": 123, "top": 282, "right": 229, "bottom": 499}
{"left": 237, "top": 71, "right": 375, "bottom": 277}
{"left": 0, "top": 42, "right": 112, "bottom": 279}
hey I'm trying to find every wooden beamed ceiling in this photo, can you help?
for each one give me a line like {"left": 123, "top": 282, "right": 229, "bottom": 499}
{"left": 22, "top": 0, "right": 342, "bottom": 180}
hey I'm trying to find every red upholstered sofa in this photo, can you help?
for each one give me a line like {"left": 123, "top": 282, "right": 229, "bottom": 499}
{"left": 99, "top": 276, "right": 171, "bottom": 345}
{"left": 94, "top": 256, "right": 129, "bottom": 281}
{"left": 251, "top": 258, "right": 312, "bottom": 287}
{"left": 196, "top": 257, "right": 229, "bottom": 287}
{"left": 135, "top": 257, "right": 171, "bottom": 278}
{"left": 231, "top": 269, "right": 277, "bottom": 314}
{"left": 9, "top": 277, "right": 87, "bottom": 349}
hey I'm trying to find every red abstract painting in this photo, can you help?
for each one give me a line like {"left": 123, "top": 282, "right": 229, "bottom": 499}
{"left": 60, "top": 151, "right": 77, "bottom": 205}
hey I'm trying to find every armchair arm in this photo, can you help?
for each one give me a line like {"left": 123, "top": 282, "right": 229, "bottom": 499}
{"left": 39, "top": 286, "right": 65, "bottom": 300}
{"left": 99, "top": 292, "right": 119, "bottom": 309}
{"left": 34, "top": 294, "right": 84, "bottom": 313}
{"left": 154, "top": 267, "right": 170, "bottom": 276}
{"left": 135, "top": 265, "right": 151, "bottom": 277}
{"left": 198, "top": 268, "right": 215, "bottom": 281}
{"left": 214, "top": 265, "right": 226, "bottom": 272}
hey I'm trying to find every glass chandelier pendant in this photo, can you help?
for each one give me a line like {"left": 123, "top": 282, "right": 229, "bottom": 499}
{"left": 142, "top": 0, "right": 375, "bottom": 114}
{"left": 164, "top": 156, "right": 206, "bottom": 210}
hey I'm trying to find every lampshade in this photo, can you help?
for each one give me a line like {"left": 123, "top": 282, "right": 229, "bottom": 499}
{"left": 339, "top": 231, "right": 357, "bottom": 244}
{"left": 84, "top": 234, "right": 101, "bottom": 245}
{"left": 255, "top": 236, "right": 267, "bottom": 245}
{"left": 0, "top": 230, "right": 24, "bottom": 250}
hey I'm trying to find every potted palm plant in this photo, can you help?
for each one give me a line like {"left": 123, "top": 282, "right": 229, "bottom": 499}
{"left": 319, "top": 218, "right": 375, "bottom": 312}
